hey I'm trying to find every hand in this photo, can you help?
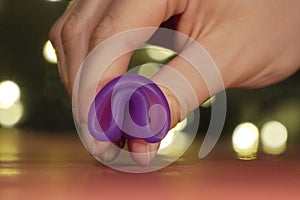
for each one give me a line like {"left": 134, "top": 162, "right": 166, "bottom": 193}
{"left": 50, "top": 0, "right": 300, "bottom": 165}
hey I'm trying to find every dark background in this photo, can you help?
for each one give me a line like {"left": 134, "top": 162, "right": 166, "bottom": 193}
{"left": 0, "top": 0, "right": 299, "bottom": 142}
{"left": 0, "top": 0, "right": 73, "bottom": 130}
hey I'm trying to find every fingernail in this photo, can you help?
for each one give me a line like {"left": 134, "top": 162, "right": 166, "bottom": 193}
{"left": 81, "top": 123, "right": 97, "bottom": 153}
{"left": 129, "top": 140, "right": 158, "bottom": 166}
{"left": 81, "top": 123, "right": 110, "bottom": 155}
{"left": 99, "top": 143, "right": 122, "bottom": 162}
{"left": 93, "top": 141, "right": 111, "bottom": 156}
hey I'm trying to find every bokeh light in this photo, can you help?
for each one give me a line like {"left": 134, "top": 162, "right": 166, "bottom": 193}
{"left": 271, "top": 99, "right": 300, "bottom": 139}
{"left": 261, "top": 121, "right": 288, "bottom": 155}
{"left": 46, "top": 0, "right": 62, "bottom": 2}
{"left": 138, "top": 63, "right": 161, "bottom": 78}
{"left": 43, "top": 40, "right": 57, "bottom": 64}
{"left": 173, "top": 117, "right": 188, "bottom": 131}
{"left": 0, "top": 130, "right": 21, "bottom": 176}
{"left": 0, "top": 81, "right": 21, "bottom": 109}
{"left": 157, "top": 130, "right": 191, "bottom": 158}
{"left": 201, "top": 95, "right": 216, "bottom": 108}
{"left": 0, "top": 130, "right": 20, "bottom": 162}
{"left": 159, "top": 129, "right": 176, "bottom": 150}
{"left": 159, "top": 117, "right": 188, "bottom": 150}
{"left": 0, "top": 102, "right": 24, "bottom": 127}
{"left": 0, "top": 169, "right": 20, "bottom": 176}
{"left": 232, "top": 122, "right": 259, "bottom": 160}
{"left": 145, "top": 45, "right": 176, "bottom": 62}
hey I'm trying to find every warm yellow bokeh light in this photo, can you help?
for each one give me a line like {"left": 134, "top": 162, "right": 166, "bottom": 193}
{"left": 158, "top": 113, "right": 195, "bottom": 155}
{"left": 159, "top": 129, "right": 176, "bottom": 150}
{"left": 261, "top": 121, "right": 288, "bottom": 155}
{"left": 145, "top": 45, "right": 176, "bottom": 62}
{"left": 0, "top": 130, "right": 22, "bottom": 163}
{"left": 232, "top": 122, "right": 259, "bottom": 160}
{"left": 158, "top": 130, "right": 190, "bottom": 157}
{"left": 0, "top": 168, "right": 20, "bottom": 176}
{"left": 159, "top": 117, "right": 188, "bottom": 150}
{"left": 201, "top": 96, "right": 216, "bottom": 108}
{"left": 43, "top": 40, "right": 57, "bottom": 64}
{"left": 0, "top": 81, "right": 21, "bottom": 109}
{"left": 0, "top": 102, "right": 23, "bottom": 127}
{"left": 173, "top": 117, "right": 188, "bottom": 131}
{"left": 138, "top": 63, "right": 161, "bottom": 78}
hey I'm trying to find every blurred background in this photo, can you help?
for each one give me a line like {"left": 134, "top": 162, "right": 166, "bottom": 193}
{"left": 0, "top": 0, "right": 73, "bottom": 130}
{"left": 0, "top": 0, "right": 299, "bottom": 157}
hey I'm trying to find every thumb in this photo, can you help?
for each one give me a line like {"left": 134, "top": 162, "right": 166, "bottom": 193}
{"left": 152, "top": 42, "right": 225, "bottom": 127}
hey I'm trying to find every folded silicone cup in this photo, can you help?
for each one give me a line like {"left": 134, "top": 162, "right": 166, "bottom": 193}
{"left": 87, "top": 74, "right": 171, "bottom": 143}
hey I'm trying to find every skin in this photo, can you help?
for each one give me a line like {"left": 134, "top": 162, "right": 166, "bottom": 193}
{"left": 50, "top": 0, "right": 300, "bottom": 165}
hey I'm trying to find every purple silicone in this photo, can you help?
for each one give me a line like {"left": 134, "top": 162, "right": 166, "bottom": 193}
{"left": 88, "top": 74, "right": 171, "bottom": 143}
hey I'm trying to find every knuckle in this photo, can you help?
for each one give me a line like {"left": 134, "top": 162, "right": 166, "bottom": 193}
{"left": 89, "top": 15, "right": 115, "bottom": 51}
{"left": 49, "top": 12, "right": 85, "bottom": 48}
{"left": 61, "top": 13, "right": 84, "bottom": 43}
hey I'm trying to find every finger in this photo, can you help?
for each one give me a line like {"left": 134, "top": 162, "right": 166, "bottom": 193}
{"left": 85, "top": 0, "right": 189, "bottom": 87}
{"left": 127, "top": 139, "right": 159, "bottom": 166}
{"left": 70, "top": 0, "right": 187, "bottom": 165}
{"left": 88, "top": 0, "right": 187, "bottom": 50}
{"left": 49, "top": 1, "right": 117, "bottom": 159}
{"left": 88, "top": 0, "right": 186, "bottom": 166}
{"left": 82, "top": 122, "right": 126, "bottom": 162}
{"left": 74, "top": 1, "right": 167, "bottom": 164}
{"left": 128, "top": 41, "right": 225, "bottom": 166}
{"left": 50, "top": 0, "right": 113, "bottom": 95}
{"left": 65, "top": 0, "right": 177, "bottom": 124}
{"left": 50, "top": 1, "right": 118, "bottom": 160}
{"left": 74, "top": 57, "right": 129, "bottom": 161}
{"left": 67, "top": 0, "right": 187, "bottom": 122}
{"left": 126, "top": 63, "right": 207, "bottom": 166}
{"left": 49, "top": 0, "right": 79, "bottom": 90}
{"left": 97, "top": 138, "right": 125, "bottom": 162}
{"left": 161, "top": 54, "right": 226, "bottom": 122}
{"left": 81, "top": 123, "right": 111, "bottom": 155}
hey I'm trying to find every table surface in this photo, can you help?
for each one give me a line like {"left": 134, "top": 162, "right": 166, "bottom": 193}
{"left": 0, "top": 129, "right": 299, "bottom": 200}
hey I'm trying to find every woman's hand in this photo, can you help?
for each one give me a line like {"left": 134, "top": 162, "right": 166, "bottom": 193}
{"left": 50, "top": 0, "right": 300, "bottom": 165}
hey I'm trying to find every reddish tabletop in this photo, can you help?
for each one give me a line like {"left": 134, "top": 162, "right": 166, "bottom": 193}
{"left": 0, "top": 130, "right": 299, "bottom": 200}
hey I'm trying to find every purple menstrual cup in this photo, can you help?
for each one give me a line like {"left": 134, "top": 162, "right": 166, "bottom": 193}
{"left": 88, "top": 74, "right": 171, "bottom": 143}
